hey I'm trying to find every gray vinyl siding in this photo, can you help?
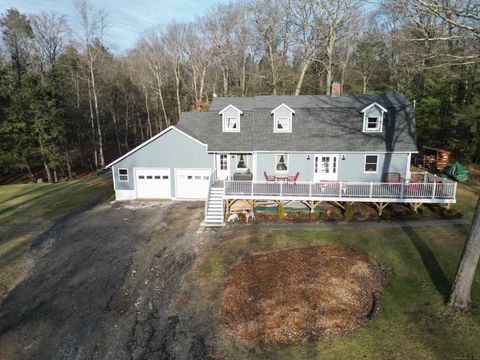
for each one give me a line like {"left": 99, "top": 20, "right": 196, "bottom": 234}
{"left": 337, "top": 153, "right": 408, "bottom": 182}
{"left": 256, "top": 153, "right": 313, "bottom": 181}
{"left": 273, "top": 106, "right": 293, "bottom": 131}
{"left": 230, "top": 154, "right": 253, "bottom": 175}
{"left": 222, "top": 107, "right": 241, "bottom": 130}
{"left": 255, "top": 152, "right": 409, "bottom": 183}
{"left": 113, "top": 128, "right": 213, "bottom": 196}
{"left": 365, "top": 106, "right": 382, "bottom": 118}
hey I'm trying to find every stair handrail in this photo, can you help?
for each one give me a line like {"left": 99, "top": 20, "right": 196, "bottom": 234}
{"left": 204, "top": 168, "right": 218, "bottom": 221}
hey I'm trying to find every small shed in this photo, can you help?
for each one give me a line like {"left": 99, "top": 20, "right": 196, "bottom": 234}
{"left": 420, "top": 146, "right": 451, "bottom": 171}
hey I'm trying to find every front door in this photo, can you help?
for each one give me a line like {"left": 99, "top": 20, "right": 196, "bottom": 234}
{"left": 216, "top": 154, "right": 230, "bottom": 180}
{"left": 313, "top": 154, "right": 338, "bottom": 181}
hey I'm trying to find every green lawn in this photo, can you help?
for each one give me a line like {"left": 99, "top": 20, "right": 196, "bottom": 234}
{"left": 0, "top": 175, "right": 113, "bottom": 299}
{"left": 197, "top": 182, "right": 480, "bottom": 359}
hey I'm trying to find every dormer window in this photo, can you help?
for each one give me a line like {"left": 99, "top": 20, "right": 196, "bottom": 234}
{"left": 271, "top": 103, "right": 295, "bottom": 133}
{"left": 219, "top": 104, "right": 243, "bottom": 133}
{"left": 367, "top": 116, "right": 380, "bottom": 131}
{"left": 225, "top": 117, "right": 239, "bottom": 131}
{"left": 361, "top": 102, "right": 387, "bottom": 133}
{"left": 275, "top": 117, "right": 290, "bottom": 131}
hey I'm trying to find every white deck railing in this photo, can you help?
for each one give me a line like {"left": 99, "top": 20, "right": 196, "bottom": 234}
{"left": 224, "top": 174, "right": 456, "bottom": 202}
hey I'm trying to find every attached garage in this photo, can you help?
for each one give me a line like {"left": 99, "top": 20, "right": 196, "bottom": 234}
{"left": 135, "top": 168, "right": 171, "bottom": 199}
{"left": 175, "top": 169, "right": 211, "bottom": 199}
{"left": 108, "top": 127, "right": 214, "bottom": 201}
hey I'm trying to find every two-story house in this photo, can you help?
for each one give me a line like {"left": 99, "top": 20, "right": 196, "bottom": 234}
{"left": 107, "top": 87, "right": 457, "bottom": 225}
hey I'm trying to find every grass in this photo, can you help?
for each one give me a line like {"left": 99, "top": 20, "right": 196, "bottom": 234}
{"left": 0, "top": 175, "right": 113, "bottom": 299}
{"left": 196, "top": 181, "right": 480, "bottom": 359}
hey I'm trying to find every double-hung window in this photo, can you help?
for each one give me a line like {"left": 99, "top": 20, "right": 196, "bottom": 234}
{"left": 275, "top": 117, "right": 290, "bottom": 132}
{"left": 366, "top": 117, "right": 380, "bottom": 131}
{"left": 118, "top": 168, "right": 128, "bottom": 181}
{"left": 364, "top": 155, "right": 378, "bottom": 173}
{"left": 224, "top": 117, "right": 239, "bottom": 132}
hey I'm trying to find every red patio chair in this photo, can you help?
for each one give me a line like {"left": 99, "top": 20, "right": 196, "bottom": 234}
{"left": 264, "top": 171, "right": 275, "bottom": 182}
{"left": 287, "top": 171, "right": 300, "bottom": 184}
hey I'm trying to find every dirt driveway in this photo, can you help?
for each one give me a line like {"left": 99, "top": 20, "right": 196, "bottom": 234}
{"left": 0, "top": 200, "right": 217, "bottom": 360}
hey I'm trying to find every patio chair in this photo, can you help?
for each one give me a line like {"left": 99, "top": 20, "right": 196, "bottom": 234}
{"left": 411, "top": 172, "right": 425, "bottom": 183}
{"left": 404, "top": 175, "right": 423, "bottom": 193}
{"left": 320, "top": 181, "right": 346, "bottom": 194}
{"left": 264, "top": 171, "right": 275, "bottom": 182}
{"left": 287, "top": 172, "right": 300, "bottom": 184}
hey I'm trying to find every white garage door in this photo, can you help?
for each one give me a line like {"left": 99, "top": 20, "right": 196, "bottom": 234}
{"left": 175, "top": 169, "right": 211, "bottom": 199}
{"left": 135, "top": 169, "right": 171, "bottom": 199}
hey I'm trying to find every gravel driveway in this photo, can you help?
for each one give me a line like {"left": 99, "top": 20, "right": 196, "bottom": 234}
{"left": 0, "top": 200, "right": 216, "bottom": 360}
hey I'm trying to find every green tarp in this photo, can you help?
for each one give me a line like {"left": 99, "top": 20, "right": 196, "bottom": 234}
{"left": 443, "top": 162, "right": 469, "bottom": 182}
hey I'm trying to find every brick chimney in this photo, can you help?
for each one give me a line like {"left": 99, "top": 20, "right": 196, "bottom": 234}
{"left": 330, "top": 81, "right": 341, "bottom": 96}
{"left": 192, "top": 99, "right": 204, "bottom": 112}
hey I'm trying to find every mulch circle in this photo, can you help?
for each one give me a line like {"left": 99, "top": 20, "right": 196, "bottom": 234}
{"left": 220, "top": 245, "right": 388, "bottom": 344}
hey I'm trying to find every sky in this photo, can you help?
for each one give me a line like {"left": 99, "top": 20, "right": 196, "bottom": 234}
{"left": 0, "top": 0, "right": 223, "bottom": 53}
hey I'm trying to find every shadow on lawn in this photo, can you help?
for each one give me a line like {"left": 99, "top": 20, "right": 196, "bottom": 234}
{"left": 0, "top": 181, "right": 79, "bottom": 217}
{"left": 402, "top": 225, "right": 451, "bottom": 300}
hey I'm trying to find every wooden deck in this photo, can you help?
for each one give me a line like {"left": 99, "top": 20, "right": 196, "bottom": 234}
{"left": 223, "top": 173, "right": 456, "bottom": 204}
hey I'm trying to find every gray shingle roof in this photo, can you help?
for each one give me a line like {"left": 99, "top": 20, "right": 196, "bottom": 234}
{"left": 176, "top": 93, "right": 417, "bottom": 153}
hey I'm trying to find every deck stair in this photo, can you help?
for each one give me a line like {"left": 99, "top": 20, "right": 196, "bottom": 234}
{"left": 203, "top": 184, "right": 225, "bottom": 226}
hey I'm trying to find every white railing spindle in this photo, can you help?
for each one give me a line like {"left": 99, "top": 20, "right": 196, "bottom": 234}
{"left": 223, "top": 172, "right": 456, "bottom": 202}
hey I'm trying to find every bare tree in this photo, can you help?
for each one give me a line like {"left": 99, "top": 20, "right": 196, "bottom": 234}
{"left": 201, "top": 2, "right": 254, "bottom": 97}
{"left": 448, "top": 196, "right": 480, "bottom": 309}
{"left": 30, "top": 12, "right": 69, "bottom": 72}
{"left": 184, "top": 20, "right": 219, "bottom": 103}
{"left": 250, "top": 0, "right": 290, "bottom": 95}
{"left": 75, "top": 0, "right": 106, "bottom": 168}
{"left": 138, "top": 30, "right": 170, "bottom": 128}
{"left": 163, "top": 22, "right": 187, "bottom": 120}
{"left": 316, "top": 0, "right": 364, "bottom": 94}
{"left": 290, "top": 0, "right": 321, "bottom": 95}
{"left": 391, "top": 0, "right": 480, "bottom": 68}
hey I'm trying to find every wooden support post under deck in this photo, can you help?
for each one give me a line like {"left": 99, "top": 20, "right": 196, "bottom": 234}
{"left": 372, "top": 202, "right": 390, "bottom": 216}
{"left": 247, "top": 199, "right": 258, "bottom": 212}
{"left": 301, "top": 200, "right": 322, "bottom": 213}
{"left": 410, "top": 202, "right": 423, "bottom": 213}
{"left": 225, "top": 199, "right": 238, "bottom": 215}
{"left": 330, "top": 201, "right": 345, "bottom": 210}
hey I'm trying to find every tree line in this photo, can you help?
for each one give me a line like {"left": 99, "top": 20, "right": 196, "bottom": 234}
{"left": 0, "top": 0, "right": 478, "bottom": 182}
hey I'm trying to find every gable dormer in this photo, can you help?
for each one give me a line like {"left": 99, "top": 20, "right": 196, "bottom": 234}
{"left": 219, "top": 104, "right": 243, "bottom": 132}
{"left": 361, "top": 102, "right": 388, "bottom": 133}
{"left": 271, "top": 103, "right": 295, "bottom": 133}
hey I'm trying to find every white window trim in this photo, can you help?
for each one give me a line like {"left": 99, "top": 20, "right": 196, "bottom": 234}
{"left": 274, "top": 116, "right": 291, "bottom": 133}
{"left": 118, "top": 168, "right": 129, "bottom": 182}
{"left": 364, "top": 154, "right": 379, "bottom": 173}
{"left": 219, "top": 104, "right": 243, "bottom": 115}
{"left": 363, "top": 114, "right": 383, "bottom": 132}
{"left": 236, "top": 154, "right": 248, "bottom": 170}
{"left": 361, "top": 103, "right": 387, "bottom": 133}
{"left": 361, "top": 102, "right": 388, "bottom": 113}
{"left": 220, "top": 104, "right": 242, "bottom": 133}
{"left": 219, "top": 154, "right": 229, "bottom": 171}
{"left": 271, "top": 103, "right": 294, "bottom": 133}
{"left": 275, "top": 154, "right": 289, "bottom": 173}
{"left": 365, "top": 116, "right": 381, "bottom": 131}
{"left": 223, "top": 116, "right": 240, "bottom": 132}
